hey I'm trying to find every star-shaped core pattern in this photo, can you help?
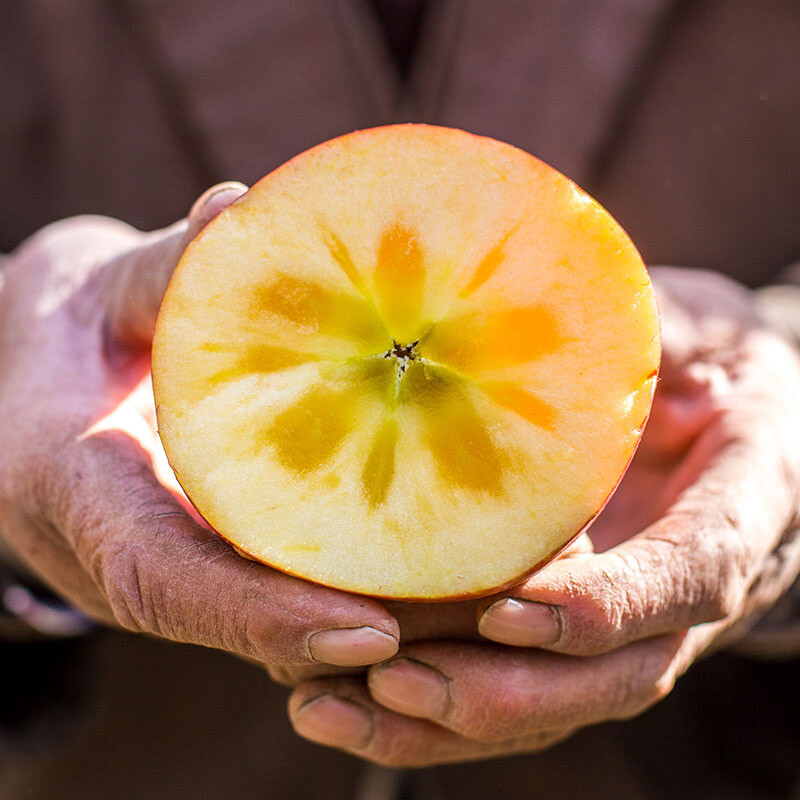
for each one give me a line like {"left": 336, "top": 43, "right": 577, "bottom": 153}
{"left": 202, "top": 220, "right": 563, "bottom": 510}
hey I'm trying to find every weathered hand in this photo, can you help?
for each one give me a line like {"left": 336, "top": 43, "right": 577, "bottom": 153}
{"left": 287, "top": 267, "right": 800, "bottom": 766}
{"left": 0, "top": 184, "right": 399, "bottom": 668}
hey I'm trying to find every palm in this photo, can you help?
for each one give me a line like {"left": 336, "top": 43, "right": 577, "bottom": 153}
{"left": 588, "top": 378, "right": 708, "bottom": 552}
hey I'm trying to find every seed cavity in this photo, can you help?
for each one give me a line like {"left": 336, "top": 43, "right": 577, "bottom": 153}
{"left": 383, "top": 338, "right": 420, "bottom": 375}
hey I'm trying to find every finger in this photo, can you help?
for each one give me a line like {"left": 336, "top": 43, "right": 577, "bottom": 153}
{"left": 267, "top": 662, "right": 364, "bottom": 688}
{"left": 388, "top": 598, "right": 482, "bottom": 643}
{"left": 103, "top": 181, "right": 248, "bottom": 348}
{"left": 650, "top": 267, "right": 761, "bottom": 375}
{"left": 56, "top": 428, "right": 398, "bottom": 667}
{"left": 555, "top": 531, "right": 594, "bottom": 558}
{"left": 366, "top": 636, "right": 682, "bottom": 744}
{"left": 478, "top": 413, "right": 794, "bottom": 655}
{"left": 382, "top": 536, "right": 594, "bottom": 646}
{"left": 288, "top": 678, "right": 573, "bottom": 768}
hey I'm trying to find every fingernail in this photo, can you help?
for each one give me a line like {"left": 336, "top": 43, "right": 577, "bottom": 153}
{"left": 308, "top": 627, "right": 399, "bottom": 667}
{"left": 369, "top": 657, "right": 450, "bottom": 719}
{"left": 189, "top": 181, "right": 248, "bottom": 219}
{"left": 479, "top": 598, "right": 561, "bottom": 646}
{"left": 292, "top": 694, "right": 373, "bottom": 749}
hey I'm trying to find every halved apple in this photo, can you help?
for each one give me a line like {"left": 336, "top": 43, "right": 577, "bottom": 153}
{"left": 152, "top": 124, "right": 660, "bottom": 600}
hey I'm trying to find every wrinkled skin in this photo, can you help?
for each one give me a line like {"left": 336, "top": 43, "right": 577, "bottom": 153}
{"left": 0, "top": 185, "right": 400, "bottom": 670}
{"left": 1, "top": 189, "right": 799, "bottom": 769}
{"left": 286, "top": 268, "right": 800, "bottom": 766}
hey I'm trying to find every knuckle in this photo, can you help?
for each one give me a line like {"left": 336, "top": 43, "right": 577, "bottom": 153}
{"left": 704, "top": 580, "right": 742, "bottom": 622}
{"left": 624, "top": 674, "right": 676, "bottom": 719}
{"left": 637, "top": 659, "right": 677, "bottom": 712}
{"left": 633, "top": 669, "right": 677, "bottom": 715}
{"left": 458, "top": 673, "right": 534, "bottom": 743}
{"left": 463, "top": 703, "right": 519, "bottom": 743}
{"left": 92, "top": 530, "right": 246, "bottom": 652}
{"left": 564, "top": 590, "right": 623, "bottom": 654}
{"left": 660, "top": 507, "right": 749, "bottom": 625}
{"left": 650, "top": 670, "right": 677, "bottom": 705}
{"left": 698, "top": 513, "right": 748, "bottom": 622}
{"left": 619, "top": 638, "right": 680, "bottom": 718}
{"left": 554, "top": 555, "right": 637, "bottom": 655}
{"left": 79, "top": 518, "right": 180, "bottom": 640}
{"left": 89, "top": 539, "right": 156, "bottom": 634}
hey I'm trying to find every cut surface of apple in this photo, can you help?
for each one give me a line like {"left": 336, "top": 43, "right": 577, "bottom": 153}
{"left": 152, "top": 125, "right": 660, "bottom": 600}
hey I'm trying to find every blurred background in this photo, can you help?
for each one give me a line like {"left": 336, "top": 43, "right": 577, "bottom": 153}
{"left": 2, "top": 2, "right": 799, "bottom": 798}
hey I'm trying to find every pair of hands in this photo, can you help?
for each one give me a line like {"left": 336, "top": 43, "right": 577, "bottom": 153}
{"left": 1, "top": 185, "right": 798, "bottom": 768}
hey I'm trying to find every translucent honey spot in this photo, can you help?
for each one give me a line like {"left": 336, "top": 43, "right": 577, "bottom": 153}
{"left": 322, "top": 356, "right": 397, "bottom": 405}
{"left": 426, "top": 401, "right": 506, "bottom": 494}
{"left": 252, "top": 275, "right": 325, "bottom": 329}
{"left": 204, "top": 344, "right": 319, "bottom": 385}
{"left": 320, "top": 226, "right": 368, "bottom": 295}
{"left": 362, "top": 416, "right": 398, "bottom": 509}
{"left": 459, "top": 225, "right": 518, "bottom": 298}
{"left": 264, "top": 385, "right": 357, "bottom": 474}
{"left": 403, "top": 363, "right": 506, "bottom": 494}
{"left": 424, "top": 306, "right": 564, "bottom": 374}
{"left": 251, "top": 274, "right": 388, "bottom": 347}
{"left": 374, "top": 223, "right": 426, "bottom": 340}
{"left": 483, "top": 382, "right": 556, "bottom": 430}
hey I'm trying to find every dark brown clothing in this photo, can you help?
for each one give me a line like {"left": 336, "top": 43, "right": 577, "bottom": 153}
{"left": 2, "top": 1, "right": 800, "bottom": 798}
{"left": 4, "top": 0, "right": 800, "bottom": 287}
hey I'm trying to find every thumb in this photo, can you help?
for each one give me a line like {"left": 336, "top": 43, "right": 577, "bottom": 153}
{"left": 104, "top": 181, "right": 248, "bottom": 349}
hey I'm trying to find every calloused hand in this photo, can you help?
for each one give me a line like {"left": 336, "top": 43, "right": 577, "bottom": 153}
{"left": 286, "top": 267, "right": 800, "bottom": 766}
{"left": 0, "top": 184, "right": 399, "bottom": 669}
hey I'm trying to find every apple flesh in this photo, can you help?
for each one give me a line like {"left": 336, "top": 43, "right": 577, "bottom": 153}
{"left": 152, "top": 125, "right": 660, "bottom": 600}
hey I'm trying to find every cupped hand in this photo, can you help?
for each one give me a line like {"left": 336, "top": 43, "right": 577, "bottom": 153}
{"left": 287, "top": 267, "right": 800, "bottom": 766}
{"left": 0, "top": 184, "right": 399, "bottom": 668}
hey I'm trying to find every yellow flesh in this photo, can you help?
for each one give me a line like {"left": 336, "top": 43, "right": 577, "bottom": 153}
{"left": 153, "top": 126, "right": 660, "bottom": 599}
